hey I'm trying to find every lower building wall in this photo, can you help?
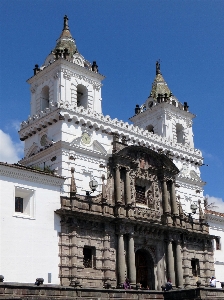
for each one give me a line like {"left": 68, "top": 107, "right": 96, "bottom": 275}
{"left": 0, "top": 173, "right": 62, "bottom": 284}
{"left": 0, "top": 283, "right": 223, "bottom": 300}
{"left": 59, "top": 216, "right": 214, "bottom": 289}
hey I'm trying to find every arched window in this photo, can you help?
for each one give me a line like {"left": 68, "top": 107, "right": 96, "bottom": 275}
{"left": 41, "top": 86, "right": 49, "bottom": 111}
{"left": 176, "top": 123, "right": 184, "bottom": 144}
{"left": 77, "top": 84, "right": 88, "bottom": 109}
{"left": 146, "top": 125, "right": 154, "bottom": 134}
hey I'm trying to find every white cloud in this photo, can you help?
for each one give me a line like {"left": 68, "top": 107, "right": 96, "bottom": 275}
{"left": 0, "top": 130, "right": 23, "bottom": 163}
{"left": 11, "top": 121, "right": 21, "bottom": 131}
{"left": 4, "top": 120, "right": 21, "bottom": 132}
{"left": 205, "top": 195, "right": 224, "bottom": 213}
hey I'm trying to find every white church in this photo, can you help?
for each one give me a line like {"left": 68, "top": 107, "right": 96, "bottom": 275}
{"left": 0, "top": 16, "right": 223, "bottom": 288}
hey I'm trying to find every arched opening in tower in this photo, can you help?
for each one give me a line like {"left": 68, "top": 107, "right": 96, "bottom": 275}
{"left": 41, "top": 86, "right": 50, "bottom": 111}
{"left": 77, "top": 84, "right": 88, "bottom": 109}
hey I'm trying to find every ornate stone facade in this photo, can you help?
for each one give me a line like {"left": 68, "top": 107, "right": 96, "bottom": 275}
{"left": 56, "top": 139, "right": 214, "bottom": 289}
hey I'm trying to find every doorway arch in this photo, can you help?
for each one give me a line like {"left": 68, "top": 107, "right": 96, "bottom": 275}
{"left": 135, "top": 249, "right": 155, "bottom": 289}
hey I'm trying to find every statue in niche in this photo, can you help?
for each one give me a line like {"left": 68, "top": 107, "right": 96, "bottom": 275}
{"left": 147, "top": 189, "right": 155, "bottom": 209}
{"left": 139, "top": 157, "right": 146, "bottom": 169}
{"left": 139, "top": 153, "right": 148, "bottom": 169}
{"left": 146, "top": 183, "right": 155, "bottom": 209}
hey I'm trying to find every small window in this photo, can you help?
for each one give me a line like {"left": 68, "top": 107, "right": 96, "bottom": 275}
{"left": 215, "top": 237, "right": 221, "bottom": 250}
{"left": 191, "top": 259, "right": 200, "bottom": 277}
{"left": 15, "top": 197, "right": 23, "bottom": 213}
{"left": 14, "top": 186, "right": 35, "bottom": 219}
{"left": 83, "top": 247, "right": 95, "bottom": 268}
{"left": 135, "top": 185, "right": 146, "bottom": 204}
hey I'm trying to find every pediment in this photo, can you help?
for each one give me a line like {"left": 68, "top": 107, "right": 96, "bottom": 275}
{"left": 113, "top": 145, "right": 179, "bottom": 175}
{"left": 190, "top": 170, "right": 201, "bottom": 181}
{"left": 70, "top": 136, "right": 82, "bottom": 146}
{"left": 26, "top": 142, "right": 39, "bottom": 158}
{"left": 92, "top": 140, "right": 107, "bottom": 154}
{"left": 69, "top": 138, "right": 107, "bottom": 155}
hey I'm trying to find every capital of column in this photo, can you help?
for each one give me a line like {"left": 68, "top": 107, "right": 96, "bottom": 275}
{"left": 115, "top": 223, "right": 126, "bottom": 235}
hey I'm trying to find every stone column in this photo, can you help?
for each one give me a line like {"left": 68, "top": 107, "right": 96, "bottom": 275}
{"left": 162, "top": 180, "right": 169, "bottom": 214}
{"left": 175, "top": 241, "right": 183, "bottom": 288}
{"left": 103, "top": 234, "right": 111, "bottom": 281}
{"left": 182, "top": 243, "right": 190, "bottom": 287}
{"left": 71, "top": 233, "right": 77, "bottom": 281}
{"left": 170, "top": 181, "right": 178, "bottom": 215}
{"left": 127, "top": 232, "right": 136, "bottom": 286}
{"left": 167, "top": 240, "right": 175, "bottom": 285}
{"left": 115, "top": 166, "right": 121, "bottom": 203}
{"left": 204, "top": 251, "right": 210, "bottom": 286}
{"left": 157, "top": 258, "right": 165, "bottom": 290}
{"left": 117, "top": 234, "right": 126, "bottom": 286}
{"left": 125, "top": 168, "right": 132, "bottom": 205}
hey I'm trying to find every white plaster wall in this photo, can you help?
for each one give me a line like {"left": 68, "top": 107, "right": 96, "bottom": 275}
{"left": 0, "top": 171, "right": 62, "bottom": 284}
{"left": 207, "top": 220, "right": 224, "bottom": 288}
{"left": 175, "top": 182, "right": 204, "bottom": 215}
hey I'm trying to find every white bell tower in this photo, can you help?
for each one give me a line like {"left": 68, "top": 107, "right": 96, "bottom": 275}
{"left": 130, "top": 61, "right": 195, "bottom": 148}
{"left": 19, "top": 16, "right": 106, "bottom": 195}
{"left": 29, "top": 15, "right": 104, "bottom": 117}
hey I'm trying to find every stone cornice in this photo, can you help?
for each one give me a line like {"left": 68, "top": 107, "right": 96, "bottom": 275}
{"left": 19, "top": 140, "right": 108, "bottom": 165}
{"left": 0, "top": 163, "right": 65, "bottom": 186}
{"left": 176, "top": 174, "right": 206, "bottom": 187}
{"left": 19, "top": 105, "right": 60, "bottom": 138}
{"left": 20, "top": 143, "right": 62, "bottom": 165}
{"left": 61, "top": 66, "right": 104, "bottom": 89}
{"left": 19, "top": 105, "right": 203, "bottom": 164}
{"left": 27, "top": 58, "right": 105, "bottom": 85}
{"left": 130, "top": 102, "right": 195, "bottom": 123}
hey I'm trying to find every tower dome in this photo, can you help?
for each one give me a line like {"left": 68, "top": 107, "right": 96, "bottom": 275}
{"left": 53, "top": 15, "right": 78, "bottom": 59}
{"left": 150, "top": 61, "right": 171, "bottom": 100}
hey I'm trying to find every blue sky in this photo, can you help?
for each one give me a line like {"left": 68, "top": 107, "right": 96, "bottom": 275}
{"left": 0, "top": 0, "right": 223, "bottom": 208}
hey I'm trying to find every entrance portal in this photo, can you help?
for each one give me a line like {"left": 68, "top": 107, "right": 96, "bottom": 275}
{"left": 135, "top": 249, "right": 155, "bottom": 289}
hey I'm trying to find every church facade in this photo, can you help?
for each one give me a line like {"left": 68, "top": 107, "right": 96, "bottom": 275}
{"left": 15, "top": 16, "right": 215, "bottom": 289}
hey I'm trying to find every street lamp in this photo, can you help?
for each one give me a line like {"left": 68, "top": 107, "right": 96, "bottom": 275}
{"left": 188, "top": 203, "right": 198, "bottom": 222}
{"left": 86, "top": 178, "right": 98, "bottom": 196}
{"left": 190, "top": 203, "right": 198, "bottom": 214}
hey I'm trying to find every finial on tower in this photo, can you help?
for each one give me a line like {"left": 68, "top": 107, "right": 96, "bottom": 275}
{"left": 63, "top": 15, "right": 69, "bottom": 30}
{"left": 156, "top": 60, "right": 161, "bottom": 75}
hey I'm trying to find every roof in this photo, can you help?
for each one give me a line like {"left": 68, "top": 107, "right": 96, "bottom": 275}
{"left": 150, "top": 61, "right": 171, "bottom": 100}
{"left": 53, "top": 15, "right": 78, "bottom": 57}
{"left": 0, "top": 162, "right": 65, "bottom": 179}
{"left": 205, "top": 209, "right": 224, "bottom": 217}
